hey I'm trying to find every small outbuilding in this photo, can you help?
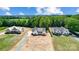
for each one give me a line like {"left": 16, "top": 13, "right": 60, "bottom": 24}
{"left": 32, "top": 27, "right": 46, "bottom": 36}
{"left": 5, "top": 26, "right": 23, "bottom": 34}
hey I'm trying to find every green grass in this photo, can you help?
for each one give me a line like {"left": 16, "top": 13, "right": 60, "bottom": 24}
{"left": 0, "top": 34, "right": 17, "bottom": 51}
{"left": 53, "top": 35, "right": 79, "bottom": 51}
{"left": 0, "top": 27, "right": 7, "bottom": 32}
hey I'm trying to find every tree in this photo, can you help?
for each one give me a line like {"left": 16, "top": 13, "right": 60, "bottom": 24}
{"left": 51, "top": 15, "right": 66, "bottom": 27}
{"left": 71, "top": 14, "right": 79, "bottom": 20}
{"left": 65, "top": 17, "right": 79, "bottom": 32}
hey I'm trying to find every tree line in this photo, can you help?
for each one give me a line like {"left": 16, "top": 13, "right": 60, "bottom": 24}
{"left": 0, "top": 15, "right": 79, "bottom": 32}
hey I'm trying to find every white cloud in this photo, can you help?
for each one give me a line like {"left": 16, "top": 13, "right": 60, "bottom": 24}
{"left": 19, "top": 12, "right": 25, "bottom": 15}
{"left": 0, "top": 7, "right": 10, "bottom": 11}
{"left": 5, "top": 12, "right": 25, "bottom": 15}
{"left": 0, "top": 7, "right": 11, "bottom": 15}
{"left": 5, "top": 12, "right": 12, "bottom": 15}
{"left": 76, "top": 8, "right": 79, "bottom": 13}
{"left": 36, "top": 7, "right": 64, "bottom": 15}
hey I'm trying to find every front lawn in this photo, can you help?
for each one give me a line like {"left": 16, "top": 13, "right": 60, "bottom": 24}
{"left": 0, "top": 34, "right": 17, "bottom": 51}
{"left": 53, "top": 35, "right": 79, "bottom": 51}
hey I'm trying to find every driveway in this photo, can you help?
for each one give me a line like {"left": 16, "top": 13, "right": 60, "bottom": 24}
{"left": 15, "top": 32, "right": 28, "bottom": 51}
{"left": 10, "top": 30, "right": 31, "bottom": 51}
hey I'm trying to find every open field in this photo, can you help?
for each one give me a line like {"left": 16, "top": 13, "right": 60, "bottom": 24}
{"left": 53, "top": 35, "right": 79, "bottom": 51}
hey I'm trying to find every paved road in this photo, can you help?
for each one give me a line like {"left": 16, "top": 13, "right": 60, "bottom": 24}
{"left": 15, "top": 32, "right": 28, "bottom": 51}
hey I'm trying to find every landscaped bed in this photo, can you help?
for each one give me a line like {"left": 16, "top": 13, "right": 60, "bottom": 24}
{"left": 0, "top": 34, "right": 18, "bottom": 51}
{"left": 53, "top": 35, "right": 79, "bottom": 51}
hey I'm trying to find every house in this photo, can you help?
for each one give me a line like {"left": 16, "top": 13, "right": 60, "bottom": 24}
{"left": 52, "top": 27, "right": 70, "bottom": 35}
{"left": 32, "top": 27, "right": 46, "bottom": 36}
{"left": 5, "top": 26, "right": 23, "bottom": 34}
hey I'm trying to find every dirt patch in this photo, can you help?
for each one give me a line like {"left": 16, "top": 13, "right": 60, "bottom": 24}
{"left": 21, "top": 31, "right": 54, "bottom": 51}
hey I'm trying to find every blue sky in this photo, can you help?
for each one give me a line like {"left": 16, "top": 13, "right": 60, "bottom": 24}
{"left": 0, "top": 7, "right": 79, "bottom": 15}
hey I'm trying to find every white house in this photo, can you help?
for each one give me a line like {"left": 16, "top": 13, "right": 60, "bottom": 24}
{"left": 5, "top": 26, "right": 23, "bottom": 34}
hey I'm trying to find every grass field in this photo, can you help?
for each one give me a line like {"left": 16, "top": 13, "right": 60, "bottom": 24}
{"left": 53, "top": 35, "right": 79, "bottom": 51}
{"left": 0, "top": 34, "right": 17, "bottom": 51}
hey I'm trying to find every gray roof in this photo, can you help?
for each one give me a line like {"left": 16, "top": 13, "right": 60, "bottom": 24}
{"left": 51, "top": 27, "right": 70, "bottom": 35}
{"left": 5, "top": 26, "right": 23, "bottom": 34}
{"left": 32, "top": 27, "right": 46, "bottom": 36}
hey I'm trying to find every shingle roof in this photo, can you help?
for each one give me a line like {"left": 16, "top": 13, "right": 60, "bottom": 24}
{"left": 51, "top": 27, "right": 70, "bottom": 35}
{"left": 32, "top": 27, "right": 46, "bottom": 36}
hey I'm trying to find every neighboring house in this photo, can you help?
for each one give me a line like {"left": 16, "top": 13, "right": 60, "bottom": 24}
{"left": 5, "top": 26, "right": 23, "bottom": 34}
{"left": 32, "top": 27, "right": 46, "bottom": 36}
{"left": 51, "top": 27, "right": 70, "bottom": 35}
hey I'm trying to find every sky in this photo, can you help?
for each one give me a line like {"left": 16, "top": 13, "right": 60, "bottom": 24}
{"left": 0, "top": 7, "right": 79, "bottom": 16}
